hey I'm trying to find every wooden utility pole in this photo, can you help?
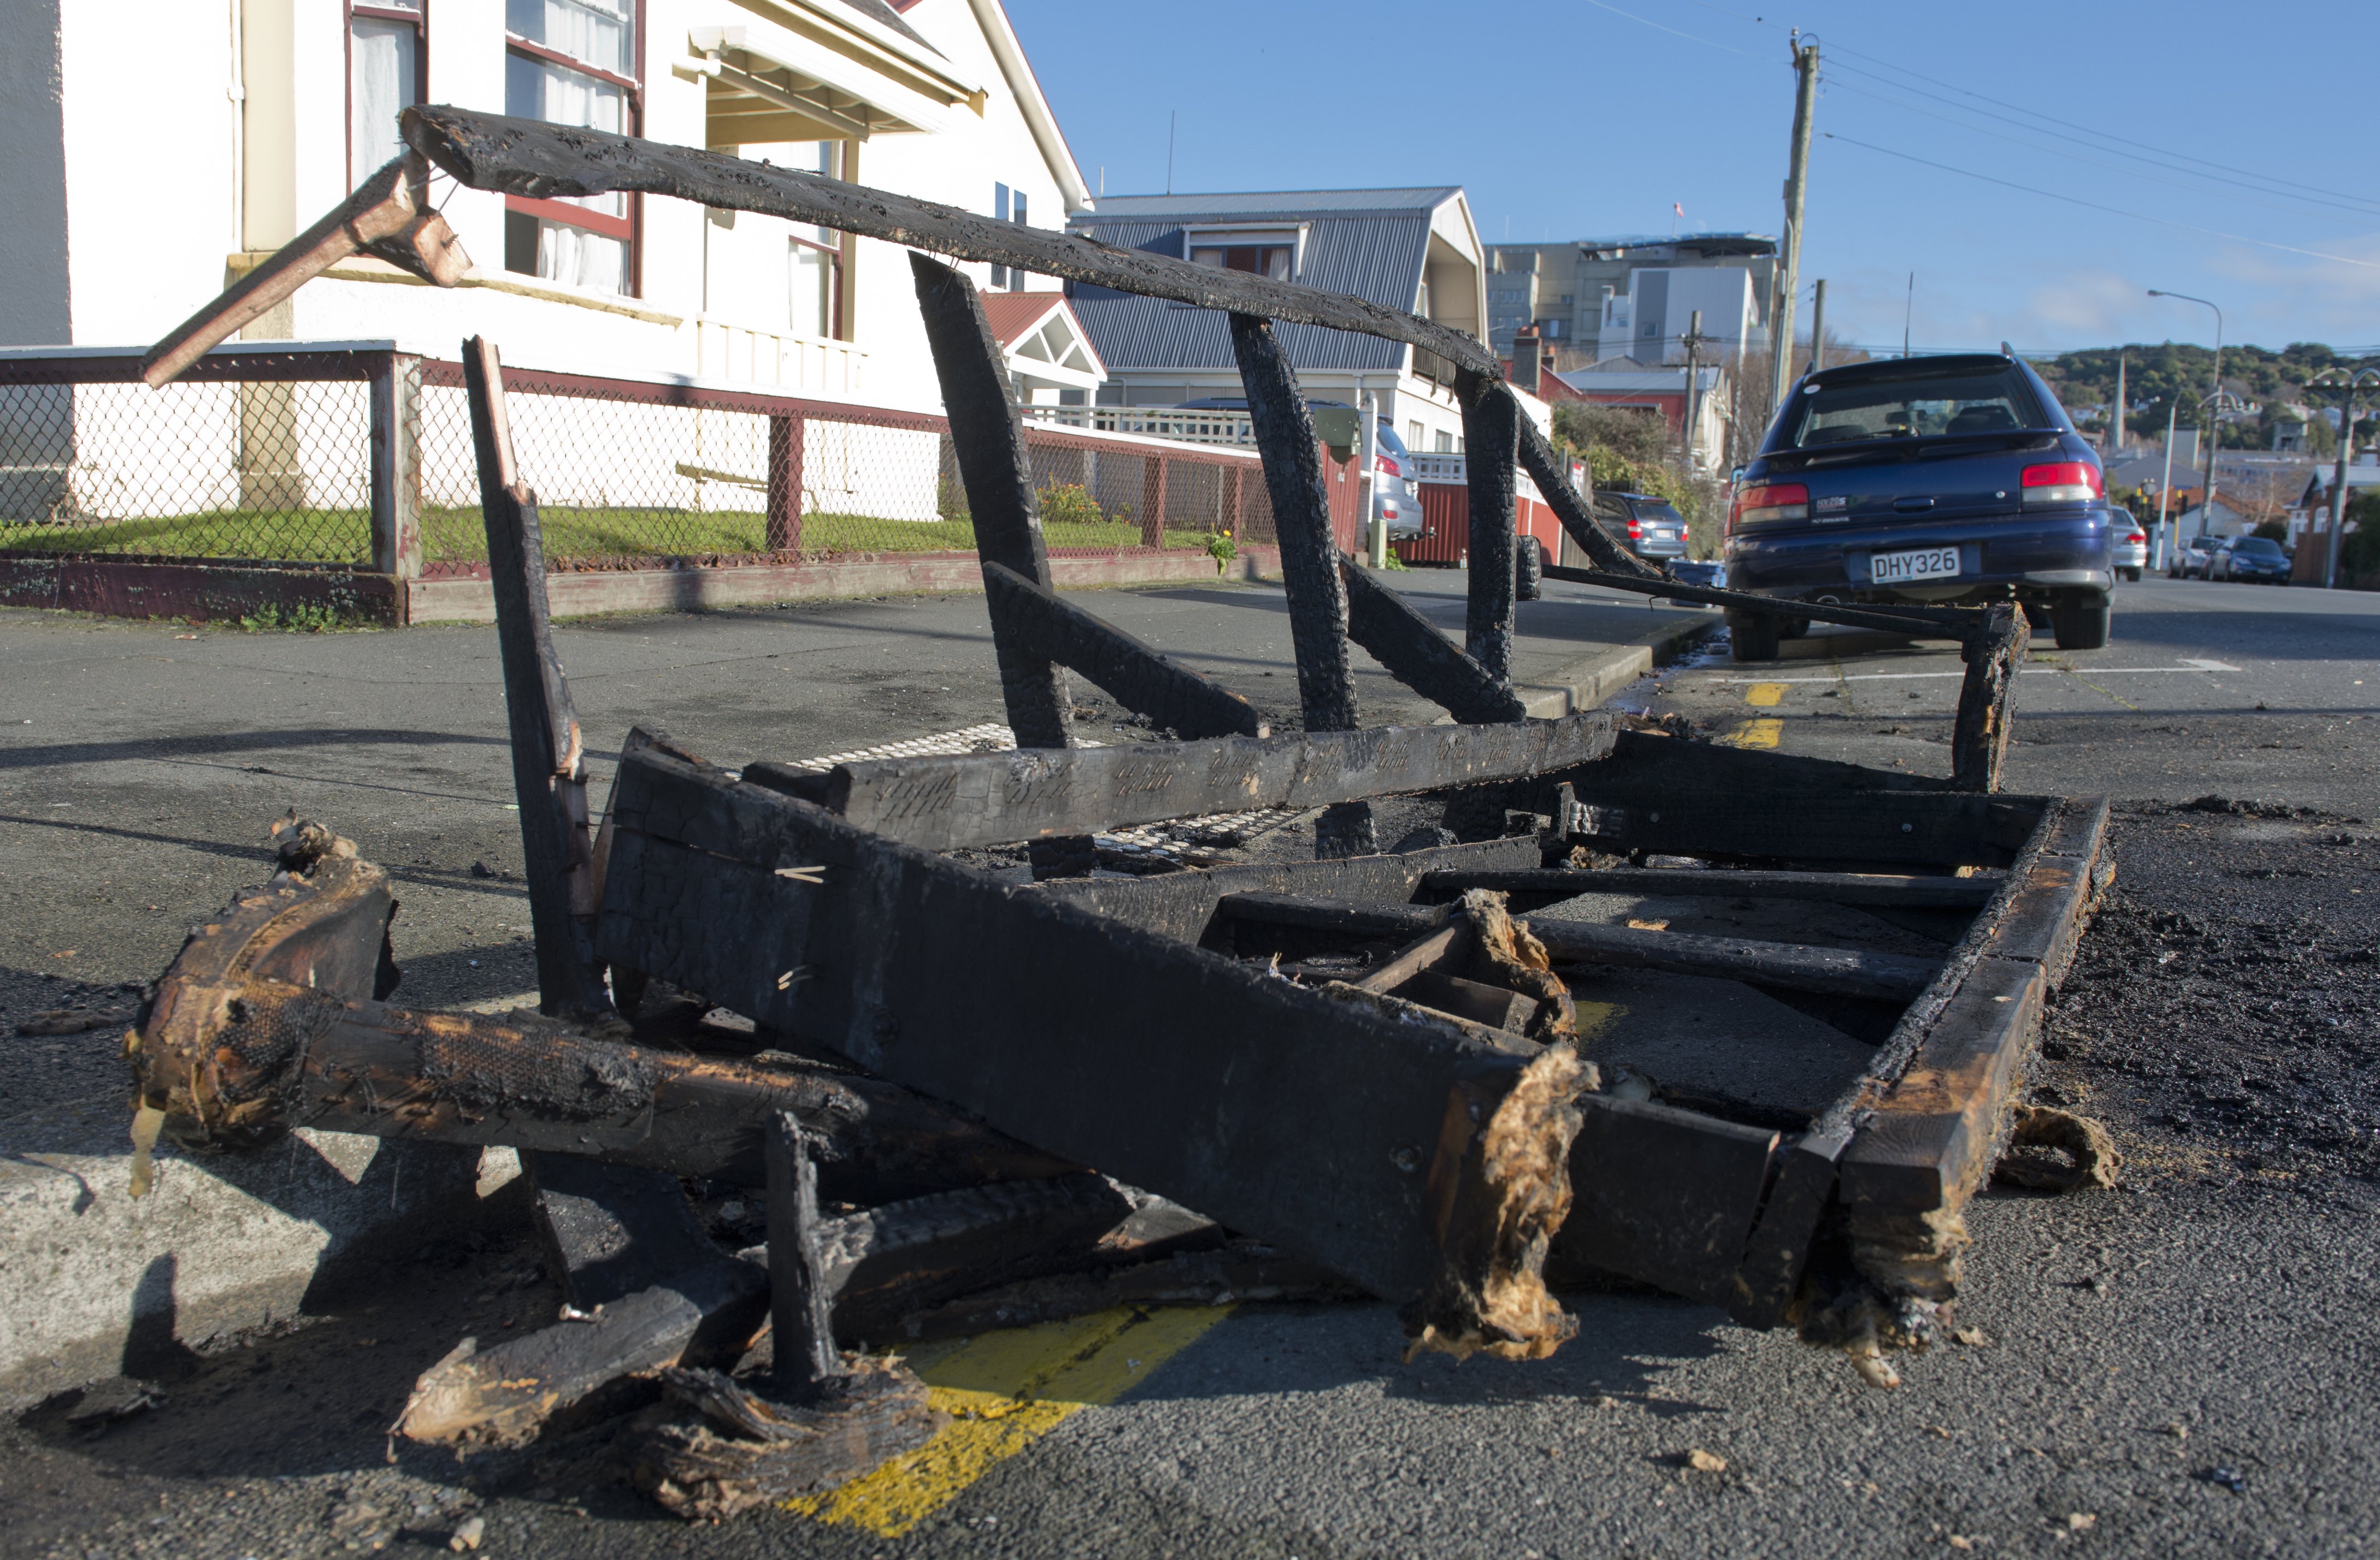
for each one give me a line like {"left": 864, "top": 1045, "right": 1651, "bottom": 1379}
{"left": 2110, "top": 350, "right": 2126, "bottom": 457}
{"left": 1805, "top": 279, "right": 1827, "bottom": 378}
{"left": 1769, "top": 36, "right": 1821, "bottom": 413}
{"left": 1681, "top": 309, "right": 1708, "bottom": 469}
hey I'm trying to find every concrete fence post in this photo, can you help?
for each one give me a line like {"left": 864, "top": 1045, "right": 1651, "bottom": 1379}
{"left": 369, "top": 352, "right": 423, "bottom": 578}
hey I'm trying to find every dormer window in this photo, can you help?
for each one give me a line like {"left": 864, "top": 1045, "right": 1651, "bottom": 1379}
{"left": 1191, "top": 244, "right": 1291, "bottom": 280}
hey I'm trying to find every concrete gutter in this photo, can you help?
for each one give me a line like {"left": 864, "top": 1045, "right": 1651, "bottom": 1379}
{"left": 1512, "top": 608, "right": 1721, "bottom": 717}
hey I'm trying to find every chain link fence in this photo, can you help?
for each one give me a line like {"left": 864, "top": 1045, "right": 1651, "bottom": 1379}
{"left": 0, "top": 347, "right": 1293, "bottom": 583}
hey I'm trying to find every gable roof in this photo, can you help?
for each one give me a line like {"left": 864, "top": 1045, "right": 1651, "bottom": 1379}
{"left": 1065, "top": 190, "right": 1470, "bottom": 375}
{"left": 980, "top": 291, "right": 1106, "bottom": 385}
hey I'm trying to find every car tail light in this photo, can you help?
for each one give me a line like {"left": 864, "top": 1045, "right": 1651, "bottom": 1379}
{"left": 1627, "top": 519, "right": 1643, "bottom": 539}
{"left": 1377, "top": 456, "right": 1400, "bottom": 477}
{"left": 2020, "top": 462, "right": 2102, "bottom": 504}
{"left": 1729, "top": 482, "right": 1810, "bottom": 528}
{"left": 2126, "top": 530, "right": 2147, "bottom": 544}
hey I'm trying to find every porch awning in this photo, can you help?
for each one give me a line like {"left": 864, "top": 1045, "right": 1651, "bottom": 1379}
{"left": 687, "top": 22, "right": 976, "bottom": 146}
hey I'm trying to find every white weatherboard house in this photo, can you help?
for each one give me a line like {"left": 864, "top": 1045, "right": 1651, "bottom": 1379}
{"left": 1065, "top": 188, "right": 1499, "bottom": 458}
{"left": 0, "top": 0, "right": 1089, "bottom": 413}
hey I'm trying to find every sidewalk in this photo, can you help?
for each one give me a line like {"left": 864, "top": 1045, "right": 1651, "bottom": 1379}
{"left": 0, "top": 570, "right": 1712, "bottom": 1405}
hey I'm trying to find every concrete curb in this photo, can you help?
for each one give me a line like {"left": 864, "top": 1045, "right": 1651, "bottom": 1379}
{"left": 1513, "top": 608, "right": 1722, "bottom": 717}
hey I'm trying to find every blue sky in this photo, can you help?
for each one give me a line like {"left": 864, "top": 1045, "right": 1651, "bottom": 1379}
{"left": 1004, "top": 0, "right": 2378, "bottom": 359}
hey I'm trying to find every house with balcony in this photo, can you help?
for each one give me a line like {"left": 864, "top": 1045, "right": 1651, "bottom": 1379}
{"left": 1064, "top": 187, "right": 1510, "bottom": 459}
{"left": 3, "top": 0, "right": 1091, "bottom": 411}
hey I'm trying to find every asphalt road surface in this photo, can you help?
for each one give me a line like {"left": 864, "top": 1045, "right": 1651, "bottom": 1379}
{"left": 4, "top": 573, "right": 2376, "bottom": 1559}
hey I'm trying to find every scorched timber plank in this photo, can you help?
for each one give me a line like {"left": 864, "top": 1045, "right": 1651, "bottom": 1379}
{"left": 1419, "top": 867, "right": 2005, "bottom": 910}
{"left": 812, "top": 712, "right": 1616, "bottom": 853}
{"left": 594, "top": 744, "right": 1586, "bottom": 1360}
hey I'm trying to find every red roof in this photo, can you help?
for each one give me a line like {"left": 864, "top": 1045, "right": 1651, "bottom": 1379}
{"left": 979, "top": 291, "right": 1070, "bottom": 348}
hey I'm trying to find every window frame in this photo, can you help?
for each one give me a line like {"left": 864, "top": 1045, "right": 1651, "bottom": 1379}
{"left": 503, "top": 0, "right": 646, "bottom": 297}
{"left": 345, "top": 1, "right": 427, "bottom": 193}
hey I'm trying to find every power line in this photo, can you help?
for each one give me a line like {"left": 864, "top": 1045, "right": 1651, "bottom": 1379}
{"left": 1821, "top": 132, "right": 2380, "bottom": 272}
{"left": 1574, "top": 0, "right": 1754, "bottom": 57}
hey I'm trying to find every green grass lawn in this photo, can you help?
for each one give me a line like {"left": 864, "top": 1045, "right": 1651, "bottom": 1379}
{"left": 0, "top": 506, "right": 1218, "bottom": 564}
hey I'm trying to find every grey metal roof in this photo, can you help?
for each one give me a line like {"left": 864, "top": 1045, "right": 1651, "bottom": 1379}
{"left": 1066, "top": 206, "right": 1442, "bottom": 374}
{"left": 1088, "top": 188, "right": 1460, "bottom": 220}
{"left": 843, "top": 0, "right": 942, "bottom": 55}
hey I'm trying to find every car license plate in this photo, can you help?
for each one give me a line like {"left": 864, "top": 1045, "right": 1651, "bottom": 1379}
{"left": 1872, "top": 546, "right": 1960, "bottom": 584}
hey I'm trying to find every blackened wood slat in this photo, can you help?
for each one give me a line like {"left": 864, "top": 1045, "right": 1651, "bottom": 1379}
{"left": 400, "top": 107, "right": 1497, "bottom": 380}
{"left": 768, "top": 1115, "right": 843, "bottom": 1397}
{"left": 1839, "top": 953, "right": 2042, "bottom": 1236}
{"left": 396, "top": 1257, "right": 769, "bottom": 1446}
{"left": 1419, "top": 867, "right": 2004, "bottom": 909}
{"left": 1951, "top": 603, "right": 2026, "bottom": 793}
{"left": 1024, "top": 836, "right": 1546, "bottom": 946}
{"left": 1551, "top": 1096, "right": 1780, "bottom": 1307}
{"left": 820, "top": 713, "right": 1614, "bottom": 852}
{"left": 1229, "top": 312, "right": 1372, "bottom": 858}
{"left": 594, "top": 745, "right": 1585, "bottom": 1356}
{"left": 1982, "top": 797, "right": 2108, "bottom": 985}
{"left": 1218, "top": 893, "right": 1941, "bottom": 1001}
{"left": 1338, "top": 559, "right": 1526, "bottom": 725}
{"left": 1352, "top": 921, "right": 1465, "bottom": 994}
{"left": 1726, "top": 1125, "right": 1848, "bottom": 1329}
{"left": 1457, "top": 376, "right": 1519, "bottom": 681}
{"left": 462, "top": 337, "right": 610, "bottom": 1018}
{"left": 1513, "top": 416, "right": 1664, "bottom": 579}
{"left": 981, "top": 562, "right": 1268, "bottom": 741}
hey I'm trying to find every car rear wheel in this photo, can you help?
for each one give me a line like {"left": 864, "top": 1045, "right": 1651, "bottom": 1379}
{"left": 2120, "top": 566, "right": 2142, "bottom": 583}
{"left": 1728, "top": 612, "right": 1781, "bottom": 662}
{"left": 2052, "top": 594, "right": 2111, "bottom": 651}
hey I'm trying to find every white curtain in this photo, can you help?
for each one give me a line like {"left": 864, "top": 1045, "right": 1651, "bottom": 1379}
{"left": 790, "top": 243, "right": 832, "bottom": 339}
{"left": 537, "top": 222, "right": 628, "bottom": 295}
{"left": 508, "top": 0, "right": 632, "bottom": 75}
{"left": 349, "top": 19, "right": 415, "bottom": 190}
{"left": 505, "top": 52, "right": 627, "bottom": 217}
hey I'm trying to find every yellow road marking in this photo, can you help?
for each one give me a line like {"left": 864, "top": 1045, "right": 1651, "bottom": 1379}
{"left": 785, "top": 1305, "right": 1232, "bottom": 1537}
{"left": 1721, "top": 718, "right": 1783, "bottom": 749}
{"left": 1743, "top": 682, "right": 1789, "bottom": 707}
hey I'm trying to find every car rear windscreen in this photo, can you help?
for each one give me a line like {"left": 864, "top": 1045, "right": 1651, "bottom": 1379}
{"left": 1782, "top": 366, "right": 2048, "bottom": 449}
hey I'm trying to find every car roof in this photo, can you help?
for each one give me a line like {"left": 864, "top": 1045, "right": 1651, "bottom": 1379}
{"left": 1802, "top": 352, "right": 2018, "bottom": 391}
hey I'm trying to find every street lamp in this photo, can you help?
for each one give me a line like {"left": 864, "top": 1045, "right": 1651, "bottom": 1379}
{"left": 2149, "top": 289, "right": 2225, "bottom": 552}
{"left": 2310, "top": 366, "right": 2379, "bottom": 589}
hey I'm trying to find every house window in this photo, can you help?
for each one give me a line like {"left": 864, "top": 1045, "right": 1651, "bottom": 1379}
{"left": 1190, "top": 245, "right": 1291, "bottom": 280}
{"left": 992, "top": 183, "right": 1031, "bottom": 291}
{"left": 348, "top": 1, "right": 424, "bottom": 191}
{"left": 1435, "top": 430, "right": 1455, "bottom": 453}
{"left": 789, "top": 141, "right": 845, "bottom": 340}
{"left": 502, "top": 0, "right": 639, "bottom": 296}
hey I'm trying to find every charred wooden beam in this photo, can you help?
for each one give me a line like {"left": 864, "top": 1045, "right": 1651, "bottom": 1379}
{"left": 1950, "top": 602, "right": 2026, "bottom": 794}
{"left": 1456, "top": 376, "right": 1520, "bottom": 681}
{"left": 1419, "top": 867, "right": 2004, "bottom": 910}
{"left": 781, "top": 712, "right": 1612, "bottom": 853}
{"left": 595, "top": 742, "right": 1586, "bottom": 1361}
{"left": 1541, "top": 564, "right": 1986, "bottom": 640}
{"left": 1726, "top": 1125, "right": 1848, "bottom": 1329}
{"left": 462, "top": 338, "right": 611, "bottom": 1018}
{"left": 910, "top": 256, "right": 1091, "bottom": 878}
{"left": 1513, "top": 417, "right": 1663, "bottom": 580}
{"left": 1218, "top": 893, "right": 1941, "bottom": 1002}
{"left": 398, "top": 106, "right": 1497, "bottom": 380}
{"left": 396, "top": 1257, "right": 769, "bottom": 1447}
{"left": 767, "top": 1115, "right": 841, "bottom": 1398}
{"left": 630, "top": 1360, "right": 943, "bottom": 1522}
{"left": 981, "top": 562, "right": 1268, "bottom": 741}
{"left": 131, "top": 971, "right": 1076, "bottom": 1201}
{"left": 1552, "top": 1096, "right": 1780, "bottom": 1308}
{"left": 142, "top": 153, "right": 468, "bottom": 388}
{"left": 1230, "top": 311, "right": 1374, "bottom": 859}
{"left": 1338, "top": 559, "right": 1527, "bottom": 725}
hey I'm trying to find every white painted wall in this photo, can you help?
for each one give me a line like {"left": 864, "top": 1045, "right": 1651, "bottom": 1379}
{"left": 0, "top": 0, "right": 71, "bottom": 347}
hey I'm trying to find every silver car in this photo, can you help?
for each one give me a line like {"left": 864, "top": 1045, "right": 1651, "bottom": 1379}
{"left": 2110, "top": 506, "right": 2146, "bottom": 582}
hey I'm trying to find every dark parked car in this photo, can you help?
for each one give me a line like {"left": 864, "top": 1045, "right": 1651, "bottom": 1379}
{"left": 1721, "top": 351, "right": 2113, "bottom": 661}
{"left": 1593, "top": 491, "right": 1689, "bottom": 563}
{"left": 1176, "top": 397, "right": 1419, "bottom": 539}
{"left": 2215, "top": 534, "right": 2291, "bottom": 583}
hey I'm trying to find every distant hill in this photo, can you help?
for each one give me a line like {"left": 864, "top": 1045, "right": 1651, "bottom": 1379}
{"left": 2035, "top": 342, "right": 2378, "bottom": 448}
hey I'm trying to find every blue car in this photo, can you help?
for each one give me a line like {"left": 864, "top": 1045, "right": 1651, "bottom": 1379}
{"left": 1721, "top": 351, "right": 2112, "bottom": 661}
{"left": 2213, "top": 534, "right": 2291, "bottom": 583}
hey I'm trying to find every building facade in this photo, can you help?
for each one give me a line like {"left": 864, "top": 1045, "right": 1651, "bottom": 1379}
{"left": 1485, "top": 233, "right": 1776, "bottom": 365}
{"left": 1065, "top": 188, "right": 1515, "bottom": 457}
{"left": 1, "top": 0, "right": 1090, "bottom": 412}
